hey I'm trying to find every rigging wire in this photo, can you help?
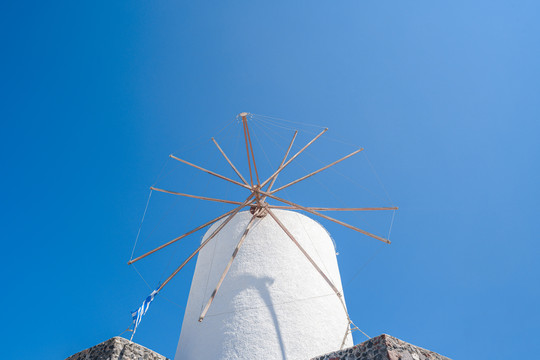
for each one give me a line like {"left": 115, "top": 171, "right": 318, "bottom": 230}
{"left": 204, "top": 292, "right": 336, "bottom": 318}
{"left": 130, "top": 189, "right": 153, "bottom": 262}
{"left": 158, "top": 173, "right": 213, "bottom": 283}
{"left": 250, "top": 113, "right": 327, "bottom": 129}
{"left": 132, "top": 263, "right": 184, "bottom": 309}
{"left": 170, "top": 115, "right": 238, "bottom": 156}
{"left": 252, "top": 115, "right": 360, "bottom": 149}
{"left": 363, "top": 151, "right": 395, "bottom": 206}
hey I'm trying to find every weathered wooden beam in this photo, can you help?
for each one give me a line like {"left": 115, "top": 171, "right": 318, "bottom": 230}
{"left": 267, "top": 205, "right": 398, "bottom": 211}
{"left": 266, "top": 131, "right": 298, "bottom": 193}
{"left": 260, "top": 190, "right": 391, "bottom": 244}
{"left": 212, "top": 137, "right": 249, "bottom": 186}
{"left": 265, "top": 205, "right": 342, "bottom": 297}
{"left": 270, "top": 148, "right": 364, "bottom": 194}
{"left": 260, "top": 128, "right": 328, "bottom": 188}
{"left": 199, "top": 213, "right": 259, "bottom": 322}
{"left": 170, "top": 154, "right": 251, "bottom": 190}
{"left": 151, "top": 186, "right": 244, "bottom": 205}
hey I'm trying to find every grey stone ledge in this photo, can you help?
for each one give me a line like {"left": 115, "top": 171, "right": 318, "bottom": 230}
{"left": 65, "top": 336, "right": 169, "bottom": 360}
{"left": 311, "top": 334, "right": 451, "bottom": 360}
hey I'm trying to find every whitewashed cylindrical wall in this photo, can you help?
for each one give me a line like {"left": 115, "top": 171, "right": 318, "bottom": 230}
{"left": 175, "top": 210, "right": 352, "bottom": 360}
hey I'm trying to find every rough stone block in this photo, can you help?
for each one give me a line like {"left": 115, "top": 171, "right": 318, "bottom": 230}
{"left": 65, "top": 336, "right": 169, "bottom": 360}
{"left": 311, "top": 334, "right": 450, "bottom": 360}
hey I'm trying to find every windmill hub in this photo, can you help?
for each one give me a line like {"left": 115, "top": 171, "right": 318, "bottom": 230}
{"left": 247, "top": 185, "right": 268, "bottom": 217}
{"left": 249, "top": 203, "right": 267, "bottom": 217}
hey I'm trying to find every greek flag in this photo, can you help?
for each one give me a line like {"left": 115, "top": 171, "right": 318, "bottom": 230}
{"left": 130, "top": 289, "right": 158, "bottom": 340}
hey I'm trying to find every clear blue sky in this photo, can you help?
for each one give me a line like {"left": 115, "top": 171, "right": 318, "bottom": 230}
{"left": 1, "top": 1, "right": 539, "bottom": 359}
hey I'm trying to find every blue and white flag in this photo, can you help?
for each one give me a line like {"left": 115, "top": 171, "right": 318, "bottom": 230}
{"left": 130, "top": 289, "right": 158, "bottom": 340}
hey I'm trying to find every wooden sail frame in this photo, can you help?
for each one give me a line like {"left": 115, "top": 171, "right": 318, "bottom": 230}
{"left": 129, "top": 112, "right": 397, "bottom": 329}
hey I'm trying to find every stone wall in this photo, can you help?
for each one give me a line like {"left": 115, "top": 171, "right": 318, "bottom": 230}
{"left": 66, "top": 336, "right": 169, "bottom": 360}
{"left": 311, "top": 334, "right": 450, "bottom": 360}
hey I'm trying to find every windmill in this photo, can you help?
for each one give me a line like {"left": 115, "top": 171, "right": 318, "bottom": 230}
{"left": 127, "top": 113, "right": 397, "bottom": 359}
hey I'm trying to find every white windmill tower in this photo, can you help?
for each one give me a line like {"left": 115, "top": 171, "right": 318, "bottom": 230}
{"left": 127, "top": 113, "right": 396, "bottom": 360}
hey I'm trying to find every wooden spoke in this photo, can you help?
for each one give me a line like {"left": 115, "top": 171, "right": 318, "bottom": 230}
{"left": 128, "top": 198, "right": 255, "bottom": 265}
{"left": 241, "top": 114, "right": 254, "bottom": 186}
{"left": 259, "top": 131, "right": 298, "bottom": 205}
{"left": 266, "top": 131, "right": 298, "bottom": 193}
{"left": 260, "top": 128, "right": 328, "bottom": 188}
{"left": 244, "top": 116, "right": 261, "bottom": 186}
{"left": 151, "top": 186, "right": 244, "bottom": 205}
{"left": 199, "top": 213, "right": 259, "bottom": 322}
{"left": 212, "top": 137, "right": 249, "bottom": 186}
{"left": 270, "top": 148, "right": 364, "bottom": 194}
{"left": 267, "top": 205, "right": 398, "bottom": 211}
{"left": 265, "top": 206, "right": 342, "bottom": 297}
{"left": 156, "top": 193, "right": 255, "bottom": 293}
{"left": 259, "top": 190, "right": 391, "bottom": 244}
{"left": 170, "top": 154, "right": 251, "bottom": 190}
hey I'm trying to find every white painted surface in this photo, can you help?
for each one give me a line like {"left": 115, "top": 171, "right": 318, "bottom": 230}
{"left": 175, "top": 210, "right": 352, "bottom": 360}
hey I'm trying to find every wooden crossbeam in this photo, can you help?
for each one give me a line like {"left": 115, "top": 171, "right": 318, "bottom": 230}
{"left": 259, "top": 190, "right": 391, "bottom": 244}
{"left": 266, "top": 131, "right": 297, "bottom": 193}
{"left": 156, "top": 193, "right": 255, "bottom": 292}
{"left": 212, "top": 137, "right": 249, "bottom": 186}
{"left": 267, "top": 205, "right": 398, "bottom": 211}
{"left": 260, "top": 128, "right": 328, "bottom": 188}
{"left": 151, "top": 186, "right": 244, "bottom": 205}
{"left": 170, "top": 154, "right": 251, "bottom": 190}
{"left": 199, "top": 213, "right": 259, "bottom": 322}
{"left": 242, "top": 115, "right": 254, "bottom": 187}
{"left": 243, "top": 115, "right": 261, "bottom": 186}
{"left": 270, "top": 148, "right": 364, "bottom": 194}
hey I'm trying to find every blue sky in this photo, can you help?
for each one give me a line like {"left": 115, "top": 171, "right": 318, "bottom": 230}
{"left": 1, "top": 1, "right": 539, "bottom": 359}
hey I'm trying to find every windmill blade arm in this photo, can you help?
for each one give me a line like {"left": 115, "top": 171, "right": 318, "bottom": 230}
{"left": 199, "top": 213, "right": 259, "bottom": 322}
{"left": 267, "top": 205, "right": 398, "bottom": 211}
{"left": 170, "top": 154, "right": 251, "bottom": 190}
{"left": 156, "top": 193, "right": 255, "bottom": 293}
{"left": 128, "top": 197, "right": 255, "bottom": 265}
{"left": 268, "top": 203, "right": 357, "bottom": 348}
{"left": 260, "top": 128, "right": 327, "bottom": 188}
{"left": 259, "top": 190, "right": 391, "bottom": 244}
{"left": 270, "top": 148, "right": 364, "bottom": 194}
{"left": 265, "top": 130, "right": 298, "bottom": 193}
{"left": 212, "top": 137, "right": 249, "bottom": 186}
{"left": 151, "top": 186, "right": 244, "bottom": 205}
